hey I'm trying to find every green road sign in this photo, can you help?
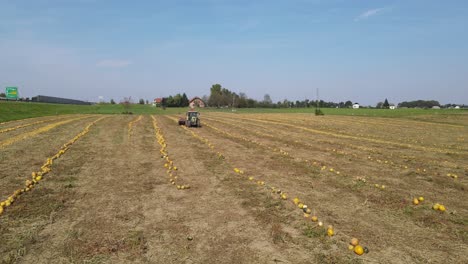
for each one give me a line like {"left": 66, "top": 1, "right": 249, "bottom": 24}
{"left": 5, "top": 87, "right": 18, "bottom": 99}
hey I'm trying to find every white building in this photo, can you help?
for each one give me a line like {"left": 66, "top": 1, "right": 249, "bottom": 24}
{"left": 352, "top": 103, "right": 360, "bottom": 109}
{"left": 389, "top": 104, "right": 396, "bottom": 109}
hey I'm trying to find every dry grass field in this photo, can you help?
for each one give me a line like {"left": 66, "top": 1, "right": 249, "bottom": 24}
{"left": 0, "top": 112, "right": 467, "bottom": 264}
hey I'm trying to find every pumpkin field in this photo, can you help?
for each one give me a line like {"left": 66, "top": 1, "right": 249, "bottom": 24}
{"left": 0, "top": 112, "right": 467, "bottom": 263}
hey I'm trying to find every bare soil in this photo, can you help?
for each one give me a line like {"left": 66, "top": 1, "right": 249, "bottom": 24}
{"left": 1, "top": 113, "right": 467, "bottom": 264}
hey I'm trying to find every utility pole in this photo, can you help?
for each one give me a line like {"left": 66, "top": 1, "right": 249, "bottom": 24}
{"left": 316, "top": 88, "right": 320, "bottom": 113}
{"left": 232, "top": 94, "right": 235, "bottom": 112}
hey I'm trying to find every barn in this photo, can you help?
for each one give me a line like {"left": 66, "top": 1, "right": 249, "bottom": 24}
{"left": 189, "top": 97, "right": 206, "bottom": 108}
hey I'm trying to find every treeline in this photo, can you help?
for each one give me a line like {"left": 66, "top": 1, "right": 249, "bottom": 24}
{"left": 162, "top": 93, "right": 190, "bottom": 107}
{"left": 157, "top": 84, "right": 464, "bottom": 109}
{"left": 398, "top": 100, "right": 440, "bottom": 108}
{"left": 207, "top": 84, "right": 356, "bottom": 108}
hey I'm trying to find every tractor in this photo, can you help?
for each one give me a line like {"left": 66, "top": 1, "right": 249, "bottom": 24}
{"left": 178, "top": 110, "right": 201, "bottom": 127}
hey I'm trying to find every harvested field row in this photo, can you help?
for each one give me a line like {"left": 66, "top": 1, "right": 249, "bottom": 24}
{"left": 206, "top": 113, "right": 468, "bottom": 175}
{"left": 255, "top": 116, "right": 466, "bottom": 154}
{"left": 0, "top": 117, "right": 106, "bottom": 216}
{"left": 167, "top": 115, "right": 373, "bottom": 254}
{"left": 188, "top": 113, "right": 467, "bottom": 263}
{"left": 198, "top": 115, "right": 466, "bottom": 210}
{"left": 0, "top": 116, "right": 64, "bottom": 135}
{"left": 207, "top": 113, "right": 468, "bottom": 153}
{"left": 0, "top": 113, "right": 466, "bottom": 264}
{"left": 203, "top": 115, "right": 467, "bottom": 180}
{"left": 151, "top": 116, "right": 190, "bottom": 190}
{"left": 127, "top": 115, "right": 143, "bottom": 139}
{"left": 0, "top": 115, "right": 96, "bottom": 149}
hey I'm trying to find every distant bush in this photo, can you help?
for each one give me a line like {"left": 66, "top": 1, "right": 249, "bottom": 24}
{"left": 315, "top": 109, "right": 324, "bottom": 115}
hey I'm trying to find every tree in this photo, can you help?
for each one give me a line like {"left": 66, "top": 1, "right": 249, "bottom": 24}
{"left": 0, "top": 93, "right": 5, "bottom": 97}
{"left": 160, "top": 93, "right": 191, "bottom": 107}
{"left": 161, "top": 97, "right": 167, "bottom": 109}
{"left": 383, "top": 98, "right": 390, "bottom": 109}
{"left": 181, "top": 93, "right": 189, "bottom": 107}
{"left": 263, "top": 94, "right": 272, "bottom": 106}
{"left": 146, "top": 100, "right": 149, "bottom": 104}
{"left": 208, "top": 84, "right": 239, "bottom": 107}
{"left": 376, "top": 102, "right": 383, "bottom": 108}
{"left": 238, "top": 92, "right": 248, "bottom": 108}
{"left": 121, "top": 97, "right": 133, "bottom": 114}
{"left": 172, "top": 94, "right": 182, "bottom": 107}
{"left": 344, "top": 100, "right": 353, "bottom": 108}
{"left": 110, "top": 99, "right": 116, "bottom": 104}
{"left": 202, "top": 95, "right": 209, "bottom": 106}
{"left": 139, "top": 98, "right": 145, "bottom": 104}
{"left": 220, "top": 88, "right": 234, "bottom": 107}
{"left": 208, "top": 84, "right": 223, "bottom": 107}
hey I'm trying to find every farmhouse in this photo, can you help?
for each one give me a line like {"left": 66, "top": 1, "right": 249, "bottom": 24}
{"left": 189, "top": 97, "right": 206, "bottom": 108}
{"left": 153, "top": 98, "right": 163, "bottom": 107}
{"left": 352, "top": 103, "right": 360, "bottom": 109}
{"left": 389, "top": 104, "right": 396, "bottom": 110}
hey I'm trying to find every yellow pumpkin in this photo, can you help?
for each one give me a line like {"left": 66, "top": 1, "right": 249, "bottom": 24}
{"left": 293, "top": 198, "right": 300, "bottom": 205}
{"left": 354, "top": 245, "right": 364, "bottom": 255}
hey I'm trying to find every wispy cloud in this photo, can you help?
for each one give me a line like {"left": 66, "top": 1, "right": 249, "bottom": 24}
{"left": 355, "top": 8, "right": 386, "bottom": 21}
{"left": 96, "top": 59, "right": 132, "bottom": 68}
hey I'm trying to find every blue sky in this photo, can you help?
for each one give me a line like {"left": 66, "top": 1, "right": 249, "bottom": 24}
{"left": 0, "top": 0, "right": 467, "bottom": 105}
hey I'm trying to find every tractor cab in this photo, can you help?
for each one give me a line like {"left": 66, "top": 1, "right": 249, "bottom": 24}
{"left": 185, "top": 111, "right": 201, "bottom": 127}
